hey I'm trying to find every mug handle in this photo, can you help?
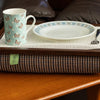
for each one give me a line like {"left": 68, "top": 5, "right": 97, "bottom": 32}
{"left": 26, "top": 15, "right": 36, "bottom": 33}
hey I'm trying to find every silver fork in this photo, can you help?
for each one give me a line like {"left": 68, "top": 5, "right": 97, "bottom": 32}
{"left": 91, "top": 29, "right": 100, "bottom": 45}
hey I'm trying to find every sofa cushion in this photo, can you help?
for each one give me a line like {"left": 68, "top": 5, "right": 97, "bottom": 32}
{"left": 0, "top": 0, "right": 4, "bottom": 29}
{"left": 3, "top": 0, "right": 55, "bottom": 18}
{"left": 48, "top": 0, "right": 74, "bottom": 10}
{"left": 0, "top": 9, "right": 3, "bottom": 29}
{"left": 55, "top": 0, "right": 100, "bottom": 24}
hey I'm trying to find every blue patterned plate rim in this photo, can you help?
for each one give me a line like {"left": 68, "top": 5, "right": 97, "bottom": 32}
{"left": 33, "top": 21, "right": 96, "bottom": 40}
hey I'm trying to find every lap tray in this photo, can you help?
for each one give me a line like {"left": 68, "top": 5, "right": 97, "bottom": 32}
{"left": 0, "top": 26, "right": 100, "bottom": 74}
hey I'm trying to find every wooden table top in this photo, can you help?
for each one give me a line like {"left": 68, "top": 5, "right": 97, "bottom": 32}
{"left": 0, "top": 73, "right": 99, "bottom": 100}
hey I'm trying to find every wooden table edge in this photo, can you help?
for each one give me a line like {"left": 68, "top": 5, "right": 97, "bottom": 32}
{"left": 38, "top": 80, "right": 100, "bottom": 100}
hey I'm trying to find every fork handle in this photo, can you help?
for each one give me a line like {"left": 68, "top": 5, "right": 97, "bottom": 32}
{"left": 96, "top": 29, "right": 100, "bottom": 38}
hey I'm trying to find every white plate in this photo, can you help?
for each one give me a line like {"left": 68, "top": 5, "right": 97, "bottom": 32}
{"left": 33, "top": 21, "right": 96, "bottom": 40}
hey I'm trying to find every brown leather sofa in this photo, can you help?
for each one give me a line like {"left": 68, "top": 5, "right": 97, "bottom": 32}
{"left": 0, "top": 0, "right": 74, "bottom": 28}
{"left": 0, "top": 0, "right": 100, "bottom": 29}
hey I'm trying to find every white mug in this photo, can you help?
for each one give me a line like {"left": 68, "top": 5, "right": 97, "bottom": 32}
{"left": 3, "top": 8, "right": 36, "bottom": 45}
